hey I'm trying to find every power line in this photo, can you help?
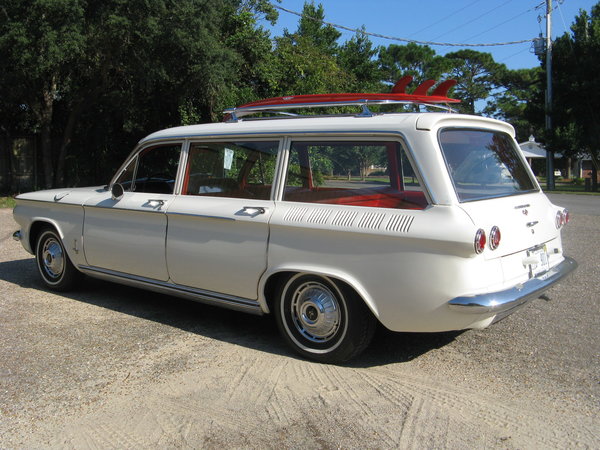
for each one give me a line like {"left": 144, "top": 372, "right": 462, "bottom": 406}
{"left": 407, "top": 0, "right": 484, "bottom": 38}
{"left": 271, "top": 3, "right": 533, "bottom": 47}
{"left": 463, "top": 4, "right": 540, "bottom": 43}
{"left": 431, "top": 0, "right": 516, "bottom": 42}
{"left": 498, "top": 46, "right": 532, "bottom": 64}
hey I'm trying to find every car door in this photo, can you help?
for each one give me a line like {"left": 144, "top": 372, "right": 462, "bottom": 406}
{"left": 165, "top": 140, "right": 279, "bottom": 299}
{"left": 83, "top": 142, "right": 183, "bottom": 281}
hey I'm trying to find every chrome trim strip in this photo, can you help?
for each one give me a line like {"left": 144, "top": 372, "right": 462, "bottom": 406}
{"left": 78, "top": 265, "right": 263, "bottom": 315}
{"left": 12, "top": 230, "right": 22, "bottom": 241}
{"left": 84, "top": 204, "right": 166, "bottom": 213}
{"left": 448, "top": 257, "right": 577, "bottom": 314}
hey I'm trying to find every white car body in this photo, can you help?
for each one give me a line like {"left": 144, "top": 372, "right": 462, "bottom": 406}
{"left": 13, "top": 109, "right": 577, "bottom": 362}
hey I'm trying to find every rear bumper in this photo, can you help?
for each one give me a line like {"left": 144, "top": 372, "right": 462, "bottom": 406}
{"left": 448, "top": 256, "right": 577, "bottom": 315}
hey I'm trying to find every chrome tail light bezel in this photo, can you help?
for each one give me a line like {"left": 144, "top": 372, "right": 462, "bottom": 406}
{"left": 474, "top": 229, "right": 486, "bottom": 254}
{"left": 489, "top": 226, "right": 501, "bottom": 250}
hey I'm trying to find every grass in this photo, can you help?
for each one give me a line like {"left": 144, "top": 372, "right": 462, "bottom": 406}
{"left": 537, "top": 178, "right": 600, "bottom": 195}
{"left": 0, "top": 196, "right": 16, "bottom": 209}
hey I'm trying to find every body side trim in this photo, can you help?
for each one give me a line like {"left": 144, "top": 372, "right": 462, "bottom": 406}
{"left": 78, "top": 265, "right": 263, "bottom": 315}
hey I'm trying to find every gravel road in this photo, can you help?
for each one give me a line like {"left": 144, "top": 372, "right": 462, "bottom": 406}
{"left": 1, "top": 195, "right": 598, "bottom": 448}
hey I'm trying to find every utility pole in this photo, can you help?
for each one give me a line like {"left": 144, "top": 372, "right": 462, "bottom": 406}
{"left": 545, "top": 0, "right": 555, "bottom": 190}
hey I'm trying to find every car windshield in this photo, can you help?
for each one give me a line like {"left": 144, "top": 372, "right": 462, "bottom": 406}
{"left": 439, "top": 129, "right": 537, "bottom": 202}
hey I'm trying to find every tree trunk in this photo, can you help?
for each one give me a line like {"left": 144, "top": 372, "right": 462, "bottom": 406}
{"left": 55, "top": 100, "right": 85, "bottom": 186}
{"left": 591, "top": 152, "right": 599, "bottom": 192}
{"left": 39, "top": 78, "right": 57, "bottom": 189}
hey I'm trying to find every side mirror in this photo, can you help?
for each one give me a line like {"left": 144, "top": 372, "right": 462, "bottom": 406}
{"left": 111, "top": 183, "right": 124, "bottom": 201}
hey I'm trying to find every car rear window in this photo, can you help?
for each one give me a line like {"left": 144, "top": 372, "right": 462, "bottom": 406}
{"left": 439, "top": 129, "right": 537, "bottom": 202}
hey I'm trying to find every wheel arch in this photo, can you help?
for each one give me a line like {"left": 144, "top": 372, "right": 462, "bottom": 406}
{"left": 259, "top": 266, "right": 380, "bottom": 320}
{"left": 28, "top": 219, "right": 65, "bottom": 253}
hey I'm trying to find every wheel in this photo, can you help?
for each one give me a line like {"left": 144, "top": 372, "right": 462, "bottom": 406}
{"left": 35, "top": 226, "right": 80, "bottom": 291}
{"left": 274, "top": 274, "right": 376, "bottom": 363}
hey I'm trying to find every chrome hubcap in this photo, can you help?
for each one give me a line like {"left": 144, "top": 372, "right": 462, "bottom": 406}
{"left": 41, "top": 237, "right": 64, "bottom": 279}
{"left": 290, "top": 281, "right": 340, "bottom": 342}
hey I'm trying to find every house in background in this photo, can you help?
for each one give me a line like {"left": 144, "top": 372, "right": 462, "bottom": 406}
{"left": 519, "top": 135, "right": 564, "bottom": 177}
{"left": 578, "top": 155, "right": 600, "bottom": 182}
{"left": 519, "top": 135, "right": 599, "bottom": 183}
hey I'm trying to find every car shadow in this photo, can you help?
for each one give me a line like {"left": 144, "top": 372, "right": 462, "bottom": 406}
{"left": 0, "top": 257, "right": 464, "bottom": 367}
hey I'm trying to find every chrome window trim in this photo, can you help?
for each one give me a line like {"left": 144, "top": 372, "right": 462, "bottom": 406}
{"left": 138, "top": 130, "right": 437, "bottom": 205}
{"left": 279, "top": 134, "right": 433, "bottom": 206}
{"left": 436, "top": 127, "right": 540, "bottom": 204}
{"left": 181, "top": 138, "right": 284, "bottom": 201}
{"left": 108, "top": 139, "right": 187, "bottom": 190}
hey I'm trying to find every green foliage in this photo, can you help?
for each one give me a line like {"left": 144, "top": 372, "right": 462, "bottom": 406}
{"left": 545, "top": 3, "right": 600, "bottom": 167}
{"left": 271, "top": 2, "right": 349, "bottom": 95}
{"left": 378, "top": 43, "right": 450, "bottom": 85}
{"left": 0, "top": 197, "right": 17, "bottom": 209}
{"left": 293, "top": 2, "right": 341, "bottom": 54}
{"left": 338, "top": 30, "right": 382, "bottom": 92}
{"left": 3, "top": 0, "right": 596, "bottom": 192}
{"left": 483, "top": 67, "right": 543, "bottom": 141}
{"left": 445, "top": 49, "right": 507, "bottom": 114}
{"left": 0, "top": 0, "right": 277, "bottom": 188}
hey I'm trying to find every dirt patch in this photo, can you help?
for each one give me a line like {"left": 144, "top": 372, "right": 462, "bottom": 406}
{"left": 1, "top": 206, "right": 598, "bottom": 448}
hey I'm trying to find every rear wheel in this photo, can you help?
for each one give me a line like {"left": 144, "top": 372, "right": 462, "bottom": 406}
{"left": 35, "top": 227, "right": 80, "bottom": 291}
{"left": 274, "top": 274, "right": 376, "bottom": 363}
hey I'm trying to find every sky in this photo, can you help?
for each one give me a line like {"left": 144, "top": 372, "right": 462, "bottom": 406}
{"left": 262, "top": 0, "right": 598, "bottom": 70}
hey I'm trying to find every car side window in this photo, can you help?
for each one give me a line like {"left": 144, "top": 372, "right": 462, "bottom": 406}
{"left": 283, "top": 140, "right": 428, "bottom": 210}
{"left": 182, "top": 141, "right": 278, "bottom": 200}
{"left": 115, "top": 144, "right": 182, "bottom": 194}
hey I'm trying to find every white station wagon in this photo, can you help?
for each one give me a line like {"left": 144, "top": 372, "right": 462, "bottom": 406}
{"left": 13, "top": 79, "right": 577, "bottom": 363}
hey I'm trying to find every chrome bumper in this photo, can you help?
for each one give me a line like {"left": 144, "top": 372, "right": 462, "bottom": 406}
{"left": 448, "top": 257, "right": 578, "bottom": 315}
{"left": 12, "top": 230, "right": 22, "bottom": 241}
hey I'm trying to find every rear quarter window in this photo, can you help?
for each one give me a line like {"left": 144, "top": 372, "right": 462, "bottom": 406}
{"left": 439, "top": 129, "right": 537, "bottom": 202}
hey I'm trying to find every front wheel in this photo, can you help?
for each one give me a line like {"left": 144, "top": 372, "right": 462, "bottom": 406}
{"left": 35, "top": 227, "right": 80, "bottom": 291}
{"left": 274, "top": 274, "right": 376, "bottom": 363}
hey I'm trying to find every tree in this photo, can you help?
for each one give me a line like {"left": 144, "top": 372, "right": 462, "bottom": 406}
{"left": 483, "top": 68, "right": 543, "bottom": 141}
{"left": 292, "top": 1, "right": 340, "bottom": 55}
{"left": 547, "top": 3, "right": 600, "bottom": 188}
{"left": 338, "top": 30, "right": 382, "bottom": 92}
{"left": 445, "top": 49, "right": 507, "bottom": 114}
{"left": 0, "top": 0, "right": 86, "bottom": 188}
{"left": 0, "top": 0, "right": 277, "bottom": 188}
{"left": 377, "top": 43, "right": 451, "bottom": 86}
{"left": 271, "top": 2, "right": 350, "bottom": 95}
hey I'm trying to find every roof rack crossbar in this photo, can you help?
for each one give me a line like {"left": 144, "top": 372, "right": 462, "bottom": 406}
{"left": 224, "top": 99, "right": 457, "bottom": 120}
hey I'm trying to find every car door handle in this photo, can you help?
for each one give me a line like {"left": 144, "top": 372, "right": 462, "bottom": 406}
{"left": 242, "top": 206, "right": 267, "bottom": 215}
{"left": 148, "top": 199, "right": 165, "bottom": 207}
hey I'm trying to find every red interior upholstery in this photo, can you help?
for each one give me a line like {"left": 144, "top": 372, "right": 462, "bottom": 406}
{"left": 284, "top": 187, "right": 427, "bottom": 210}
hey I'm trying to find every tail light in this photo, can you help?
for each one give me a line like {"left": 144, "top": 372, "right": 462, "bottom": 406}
{"left": 555, "top": 210, "right": 565, "bottom": 229}
{"left": 563, "top": 208, "right": 570, "bottom": 224}
{"left": 489, "top": 226, "right": 501, "bottom": 250}
{"left": 474, "top": 229, "right": 486, "bottom": 254}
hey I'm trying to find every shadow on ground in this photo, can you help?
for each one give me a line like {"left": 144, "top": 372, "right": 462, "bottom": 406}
{"left": 0, "top": 257, "right": 462, "bottom": 367}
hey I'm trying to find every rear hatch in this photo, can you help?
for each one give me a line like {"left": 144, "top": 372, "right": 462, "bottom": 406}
{"left": 438, "top": 128, "right": 565, "bottom": 283}
{"left": 459, "top": 192, "right": 560, "bottom": 259}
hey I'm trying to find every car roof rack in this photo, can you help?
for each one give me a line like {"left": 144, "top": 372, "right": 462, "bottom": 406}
{"left": 224, "top": 76, "right": 460, "bottom": 121}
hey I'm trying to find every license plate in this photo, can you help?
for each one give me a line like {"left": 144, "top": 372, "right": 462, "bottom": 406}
{"left": 527, "top": 245, "right": 549, "bottom": 278}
